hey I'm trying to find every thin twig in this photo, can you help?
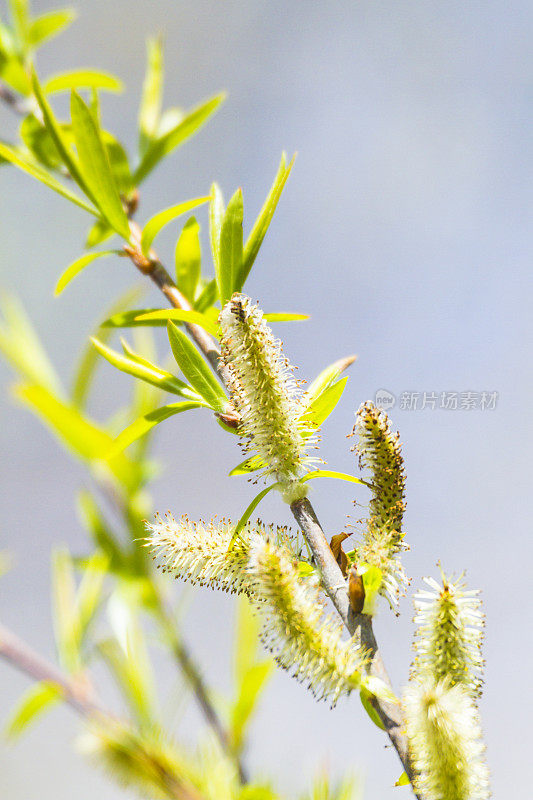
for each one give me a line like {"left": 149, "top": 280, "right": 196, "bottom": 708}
{"left": 0, "top": 621, "right": 205, "bottom": 800}
{"left": 0, "top": 83, "right": 29, "bottom": 116}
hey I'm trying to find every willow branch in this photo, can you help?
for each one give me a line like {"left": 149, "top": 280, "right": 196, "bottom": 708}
{"left": 0, "top": 83, "right": 29, "bottom": 116}
{"left": 0, "top": 621, "right": 206, "bottom": 800}
{"left": 121, "top": 244, "right": 417, "bottom": 791}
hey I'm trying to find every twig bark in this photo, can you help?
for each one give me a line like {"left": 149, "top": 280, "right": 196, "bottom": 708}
{"left": 0, "top": 621, "right": 205, "bottom": 800}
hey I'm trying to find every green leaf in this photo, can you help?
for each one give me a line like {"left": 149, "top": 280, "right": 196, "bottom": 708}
{"left": 395, "top": 772, "right": 410, "bottom": 787}
{"left": 43, "top": 69, "right": 122, "bottom": 95}
{"left": 109, "top": 401, "right": 206, "bottom": 456}
{"left": 359, "top": 687, "right": 386, "bottom": 731}
{"left": 263, "top": 312, "right": 309, "bottom": 323}
{"left": 140, "top": 196, "right": 210, "bottom": 256}
{"left": 360, "top": 564, "right": 383, "bottom": 615}
{"left": 194, "top": 277, "right": 218, "bottom": 312}
{"left": 133, "top": 92, "right": 225, "bottom": 184}
{"left": 167, "top": 321, "right": 227, "bottom": 411}
{"left": 101, "top": 308, "right": 163, "bottom": 328}
{"left": 14, "top": 384, "right": 142, "bottom": 491}
{"left": 28, "top": 10, "right": 76, "bottom": 49}
{"left": 31, "top": 70, "right": 96, "bottom": 203}
{"left": 54, "top": 250, "right": 121, "bottom": 296}
{"left": 71, "top": 285, "right": 144, "bottom": 409}
{"left": 138, "top": 36, "right": 163, "bottom": 156}
{"left": 19, "top": 113, "right": 70, "bottom": 170}
{"left": 9, "top": 0, "right": 29, "bottom": 52}
{"left": 5, "top": 682, "right": 62, "bottom": 740}
{"left": 209, "top": 182, "right": 224, "bottom": 293}
{"left": 91, "top": 337, "right": 201, "bottom": 400}
{"left": 77, "top": 490, "right": 125, "bottom": 570}
{"left": 103, "top": 134, "right": 133, "bottom": 195}
{"left": 305, "top": 355, "right": 356, "bottom": 407}
{"left": 218, "top": 188, "right": 243, "bottom": 305}
{"left": 232, "top": 483, "right": 281, "bottom": 543}
{"left": 86, "top": 218, "right": 114, "bottom": 248}
{"left": 70, "top": 91, "right": 131, "bottom": 238}
{"left": 175, "top": 216, "right": 201, "bottom": 301}
{"left": 135, "top": 309, "right": 219, "bottom": 338}
{"left": 52, "top": 548, "right": 80, "bottom": 672}
{"left": 229, "top": 454, "right": 265, "bottom": 477}
{"left": 0, "top": 294, "right": 61, "bottom": 393}
{"left": 301, "top": 376, "right": 348, "bottom": 427}
{"left": 237, "top": 153, "right": 294, "bottom": 290}
{"left": 0, "top": 140, "right": 98, "bottom": 215}
{"left": 0, "top": 49, "right": 31, "bottom": 94}
{"left": 299, "top": 469, "right": 365, "bottom": 486}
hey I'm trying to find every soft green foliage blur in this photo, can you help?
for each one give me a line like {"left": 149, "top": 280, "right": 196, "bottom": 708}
{"left": 0, "top": 2, "right": 359, "bottom": 798}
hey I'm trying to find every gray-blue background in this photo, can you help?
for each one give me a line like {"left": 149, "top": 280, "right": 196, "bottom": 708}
{"left": 1, "top": 1, "right": 531, "bottom": 797}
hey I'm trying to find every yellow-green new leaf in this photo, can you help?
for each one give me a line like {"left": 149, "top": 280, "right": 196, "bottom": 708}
{"left": 140, "top": 196, "right": 210, "bottom": 256}
{"left": 138, "top": 36, "right": 163, "bottom": 156}
{"left": 301, "top": 376, "right": 348, "bottom": 428}
{"left": 28, "top": 10, "right": 76, "bottom": 49}
{"left": 167, "top": 321, "right": 227, "bottom": 411}
{"left": 0, "top": 141, "right": 97, "bottom": 215}
{"left": 5, "top": 682, "right": 62, "bottom": 740}
{"left": 135, "top": 309, "right": 219, "bottom": 338}
{"left": 300, "top": 469, "right": 365, "bottom": 486}
{"left": 14, "top": 383, "right": 141, "bottom": 491}
{"left": 237, "top": 153, "right": 295, "bottom": 290}
{"left": 263, "top": 312, "right": 309, "bottom": 323}
{"left": 229, "top": 454, "right": 265, "bottom": 477}
{"left": 218, "top": 188, "right": 243, "bottom": 305}
{"left": 0, "top": 294, "right": 61, "bottom": 393}
{"left": 54, "top": 250, "right": 122, "bottom": 296}
{"left": 209, "top": 182, "right": 224, "bottom": 292}
{"left": 175, "top": 217, "right": 201, "bottom": 301}
{"left": 133, "top": 92, "right": 225, "bottom": 184}
{"left": 91, "top": 337, "right": 201, "bottom": 401}
{"left": 31, "top": 70, "right": 95, "bottom": 203}
{"left": 70, "top": 91, "right": 131, "bottom": 239}
{"left": 109, "top": 401, "right": 206, "bottom": 456}
{"left": 305, "top": 355, "right": 356, "bottom": 406}
{"left": 44, "top": 69, "right": 122, "bottom": 95}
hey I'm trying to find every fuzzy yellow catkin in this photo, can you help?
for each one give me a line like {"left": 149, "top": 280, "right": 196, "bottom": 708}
{"left": 351, "top": 401, "right": 409, "bottom": 609}
{"left": 412, "top": 569, "right": 485, "bottom": 698}
{"left": 403, "top": 680, "right": 490, "bottom": 800}
{"left": 248, "top": 538, "right": 368, "bottom": 706}
{"left": 219, "top": 293, "right": 317, "bottom": 503}
{"left": 80, "top": 720, "right": 201, "bottom": 800}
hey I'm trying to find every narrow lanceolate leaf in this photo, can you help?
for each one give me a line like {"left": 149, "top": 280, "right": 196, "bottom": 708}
{"left": 0, "top": 142, "right": 98, "bottom": 215}
{"left": 218, "top": 189, "right": 243, "bottom": 305}
{"left": 209, "top": 182, "right": 224, "bottom": 294}
{"left": 301, "top": 376, "right": 348, "bottom": 428}
{"left": 27, "top": 10, "right": 76, "bottom": 48}
{"left": 134, "top": 309, "right": 219, "bottom": 337}
{"left": 101, "top": 309, "right": 163, "bottom": 328}
{"left": 237, "top": 152, "right": 295, "bottom": 290}
{"left": 5, "top": 681, "right": 62, "bottom": 739}
{"left": 14, "top": 384, "right": 141, "bottom": 491}
{"left": 248, "top": 538, "right": 369, "bottom": 706}
{"left": 305, "top": 355, "right": 357, "bottom": 407}
{"left": 109, "top": 401, "right": 206, "bottom": 456}
{"left": 175, "top": 217, "right": 201, "bottom": 301}
{"left": 138, "top": 36, "right": 163, "bottom": 156}
{"left": 263, "top": 312, "right": 309, "bottom": 323}
{"left": 140, "top": 196, "right": 210, "bottom": 256}
{"left": 228, "top": 454, "right": 265, "bottom": 477}
{"left": 54, "top": 250, "right": 122, "bottom": 296}
{"left": 91, "top": 337, "right": 200, "bottom": 400}
{"left": 70, "top": 91, "right": 131, "bottom": 239}
{"left": 31, "top": 70, "right": 95, "bottom": 202}
{"left": 44, "top": 70, "right": 122, "bottom": 95}
{"left": 0, "top": 294, "right": 61, "bottom": 394}
{"left": 300, "top": 469, "right": 365, "bottom": 486}
{"left": 133, "top": 92, "right": 226, "bottom": 184}
{"left": 167, "top": 321, "right": 227, "bottom": 411}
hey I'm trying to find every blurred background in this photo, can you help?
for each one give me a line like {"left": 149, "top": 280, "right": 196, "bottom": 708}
{"left": 1, "top": 0, "right": 531, "bottom": 797}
